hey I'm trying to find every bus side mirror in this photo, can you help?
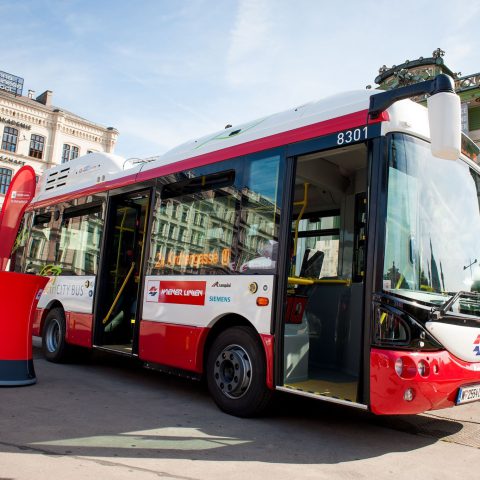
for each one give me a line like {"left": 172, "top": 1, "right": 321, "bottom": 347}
{"left": 370, "top": 74, "right": 461, "bottom": 162}
{"left": 427, "top": 91, "right": 461, "bottom": 161}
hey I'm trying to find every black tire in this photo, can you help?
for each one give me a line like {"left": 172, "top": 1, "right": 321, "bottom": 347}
{"left": 42, "top": 307, "right": 69, "bottom": 363}
{"left": 206, "top": 326, "right": 273, "bottom": 417}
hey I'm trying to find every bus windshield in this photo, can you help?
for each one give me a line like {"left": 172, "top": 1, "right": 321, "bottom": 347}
{"left": 383, "top": 133, "right": 480, "bottom": 304}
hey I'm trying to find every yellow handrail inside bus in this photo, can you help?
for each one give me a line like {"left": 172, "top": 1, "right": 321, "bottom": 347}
{"left": 113, "top": 208, "right": 129, "bottom": 290}
{"left": 136, "top": 196, "right": 150, "bottom": 283}
{"left": 288, "top": 276, "right": 351, "bottom": 286}
{"left": 291, "top": 182, "right": 309, "bottom": 275}
{"left": 102, "top": 262, "right": 136, "bottom": 325}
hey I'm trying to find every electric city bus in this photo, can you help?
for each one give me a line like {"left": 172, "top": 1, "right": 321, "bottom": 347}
{"left": 12, "top": 75, "right": 480, "bottom": 416}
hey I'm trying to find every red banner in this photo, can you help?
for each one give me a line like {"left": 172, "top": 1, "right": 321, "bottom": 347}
{"left": 155, "top": 280, "right": 207, "bottom": 306}
{"left": 0, "top": 166, "right": 36, "bottom": 271}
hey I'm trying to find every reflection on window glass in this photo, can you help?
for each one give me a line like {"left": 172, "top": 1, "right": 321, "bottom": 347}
{"left": 374, "top": 307, "right": 409, "bottom": 345}
{"left": 25, "top": 212, "right": 52, "bottom": 274}
{"left": 149, "top": 154, "right": 284, "bottom": 275}
{"left": 247, "top": 156, "right": 280, "bottom": 204}
{"left": 238, "top": 155, "right": 282, "bottom": 272}
{"left": 56, "top": 209, "right": 103, "bottom": 275}
{"left": 384, "top": 134, "right": 480, "bottom": 297}
{"left": 150, "top": 190, "right": 237, "bottom": 275}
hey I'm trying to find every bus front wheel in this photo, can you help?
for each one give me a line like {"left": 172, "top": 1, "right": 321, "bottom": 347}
{"left": 206, "top": 326, "right": 272, "bottom": 417}
{"left": 42, "top": 308, "right": 69, "bottom": 363}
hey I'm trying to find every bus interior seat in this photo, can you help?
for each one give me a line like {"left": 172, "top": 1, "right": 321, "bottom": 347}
{"left": 300, "top": 249, "right": 324, "bottom": 278}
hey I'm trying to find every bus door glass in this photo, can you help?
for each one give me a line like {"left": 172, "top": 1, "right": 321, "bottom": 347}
{"left": 283, "top": 142, "right": 368, "bottom": 404}
{"left": 96, "top": 189, "right": 151, "bottom": 353}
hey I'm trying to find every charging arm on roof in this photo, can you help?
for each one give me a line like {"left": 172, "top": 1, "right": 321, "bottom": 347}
{"left": 368, "top": 73, "right": 455, "bottom": 118}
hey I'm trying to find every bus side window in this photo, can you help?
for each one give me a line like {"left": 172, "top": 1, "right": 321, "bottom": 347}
{"left": 292, "top": 214, "right": 340, "bottom": 279}
{"left": 24, "top": 211, "right": 53, "bottom": 275}
{"left": 149, "top": 170, "right": 238, "bottom": 276}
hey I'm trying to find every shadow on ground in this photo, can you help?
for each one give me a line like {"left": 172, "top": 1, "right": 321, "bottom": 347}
{"left": 0, "top": 348, "right": 469, "bottom": 464}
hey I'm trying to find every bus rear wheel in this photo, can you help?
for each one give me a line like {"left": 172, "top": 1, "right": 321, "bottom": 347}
{"left": 206, "top": 326, "right": 272, "bottom": 417}
{"left": 42, "top": 307, "right": 69, "bottom": 363}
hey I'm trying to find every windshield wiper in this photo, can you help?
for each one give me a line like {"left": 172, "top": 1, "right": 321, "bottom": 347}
{"left": 430, "top": 290, "right": 480, "bottom": 319}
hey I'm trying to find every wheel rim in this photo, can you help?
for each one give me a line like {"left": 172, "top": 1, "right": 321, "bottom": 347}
{"left": 213, "top": 344, "right": 252, "bottom": 399}
{"left": 45, "top": 318, "right": 61, "bottom": 353}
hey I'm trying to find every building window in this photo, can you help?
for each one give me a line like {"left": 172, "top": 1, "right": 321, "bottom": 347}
{"left": 29, "top": 134, "right": 45, "bottom": 159}
{"left": 62, "top": 144, "right": 79, "bottom": 163}
{"left": 469, "top": 106, "right": 480, "bottom": 132}
{"left": 0, "top": 167, "right": 13, "bottom": 194}
{"left": 2, "top": 127, "right": 18, "bottom": 152}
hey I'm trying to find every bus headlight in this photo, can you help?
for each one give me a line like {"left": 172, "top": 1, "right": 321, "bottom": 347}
{"left": 394, "top": 356, "right": 416, "bottom": 379}
{"left": 395, "top": 358, "right": 403, "bottom": 376}
{"left": 417, "top": 359, "right": 430, "bottom": 377}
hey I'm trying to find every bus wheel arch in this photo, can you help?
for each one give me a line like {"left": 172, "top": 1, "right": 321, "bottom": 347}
{"left": 203, "top": 316, "right": 273, "bottom": 417}
{"left": 41, "top": 304, "right": 70, "bottom": 363}
{"left": 39, "top": 300, "right": 64, "bottom": 338}
{"left": 202, "top": 314, "right": 253, "bottom": 366}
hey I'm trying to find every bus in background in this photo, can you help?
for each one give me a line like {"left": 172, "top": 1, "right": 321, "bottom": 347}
{"left": 12, "top": 75, "right": 480, "bottom": 416}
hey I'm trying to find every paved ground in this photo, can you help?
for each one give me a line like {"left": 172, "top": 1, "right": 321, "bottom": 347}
{"left": 0, "top": 344, "right": 478, "bottom": 480}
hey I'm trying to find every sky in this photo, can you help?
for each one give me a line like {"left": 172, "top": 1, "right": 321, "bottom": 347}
{"left": 1, "top": 0, "right": 479, "bottom": 160}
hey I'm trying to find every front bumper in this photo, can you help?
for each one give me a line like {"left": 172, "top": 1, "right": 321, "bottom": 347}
{"left": 370, "top": 348, "right": 480, "bottom": 414}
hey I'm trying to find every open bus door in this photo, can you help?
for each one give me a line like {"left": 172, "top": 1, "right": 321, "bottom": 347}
{"left": 281, "top": 141, "right": 369, "bottom": 407}
{"left": 94, "top": 189, "right": 151, "bottom": 355}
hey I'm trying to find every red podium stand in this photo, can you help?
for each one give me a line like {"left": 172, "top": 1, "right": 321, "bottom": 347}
{"left": 0, "top": 272, "right": 48, "bottom": 386}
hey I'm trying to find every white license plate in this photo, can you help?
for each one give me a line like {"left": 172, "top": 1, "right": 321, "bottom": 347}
{"left": 456, "top": 384, "right": 480, "bottom": 405}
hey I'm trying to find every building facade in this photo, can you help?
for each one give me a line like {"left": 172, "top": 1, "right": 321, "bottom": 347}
{"left": 0, "top": 70, "right": 118, "bottom": 204}
{"left": 374, "top": 48, "right": 480, "bottom": 147}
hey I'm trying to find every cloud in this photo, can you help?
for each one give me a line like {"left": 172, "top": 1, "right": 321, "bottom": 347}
{"left": 226, "top": 0, "right": 279, "bottom": 87}
{"left": 63, "top": 12, "right": 101, "bottom": 37}
{"left": 228, "top": 0, "right": 272, "bottom": 61}
{"left": 115, "top": 110, "right": 221, "bottom": 159}
{"left": 3, "top": 0, "right": 480, "bottom": 163}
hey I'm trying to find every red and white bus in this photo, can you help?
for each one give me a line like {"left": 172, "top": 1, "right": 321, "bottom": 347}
{"left": 12, "top": 75, "right": 480, "bottom": 416}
